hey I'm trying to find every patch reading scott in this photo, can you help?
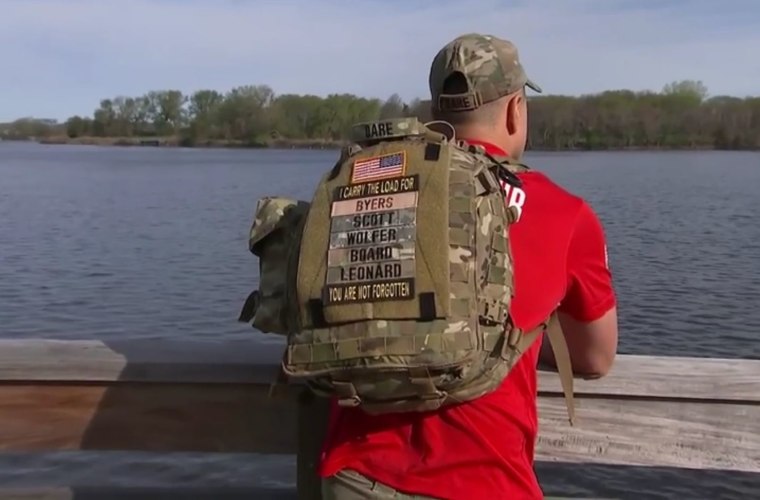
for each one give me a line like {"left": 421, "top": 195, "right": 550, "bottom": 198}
{"left": 329, "top": 208, "right": 417, "bottom": 234}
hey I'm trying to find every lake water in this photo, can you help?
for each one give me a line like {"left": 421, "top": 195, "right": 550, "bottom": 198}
{"left": 1, "top": 142, "right": 759, "bottom": 498}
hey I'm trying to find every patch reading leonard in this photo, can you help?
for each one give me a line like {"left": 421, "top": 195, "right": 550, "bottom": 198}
{"left": 350, "top": 151, "right": 406, "bottom": 184}
{"left": 324, "top": 173, "right": 419, "bottom": 306}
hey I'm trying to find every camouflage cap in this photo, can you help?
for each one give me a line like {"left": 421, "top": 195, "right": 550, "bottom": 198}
{"left": 429, "top": 33, "right": 542, "bottom": 113}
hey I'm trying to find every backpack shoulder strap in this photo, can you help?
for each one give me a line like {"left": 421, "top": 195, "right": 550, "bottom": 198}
{"left": 472, "top": 149, "right": 575, "bottom": 424}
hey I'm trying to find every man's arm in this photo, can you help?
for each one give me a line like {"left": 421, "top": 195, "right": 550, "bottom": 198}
{"left": 540, "top": 202, "right": 618, "bottom": 378}
{"left": 541, "top": 308, "right": 618, "bottom": 378}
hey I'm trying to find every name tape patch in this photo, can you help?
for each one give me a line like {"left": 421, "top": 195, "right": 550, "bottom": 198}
{"left": 329, "top": 226, "right": 415, "bottom": 250}
{"left": 326, "top": 260, "right": 416, "bottom": 285}
{"left": 331, "top": 192, "right": 417, "bottom": 217}
{"left": 329, "top": 208, "right": 417, "bottom": 234}
{"left": 327, "top": 241, "right": 415, "bottom": 267}
{"left": 325, "top": 172, "right": 419, "bottom": 305}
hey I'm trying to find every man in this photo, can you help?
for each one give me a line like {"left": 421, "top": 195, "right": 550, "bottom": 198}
{"left": 318, "top": 33, "right": 618, "bottom": 499}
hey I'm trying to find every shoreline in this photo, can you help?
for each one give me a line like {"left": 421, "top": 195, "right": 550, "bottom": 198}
{"left": 4, "top": 136, "right": 757, "bottom": 152}
{"left": 35, "top": 135, "right": 345, "bottom": 150}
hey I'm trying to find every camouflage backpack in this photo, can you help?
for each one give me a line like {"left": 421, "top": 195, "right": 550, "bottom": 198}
{"left": 239, "top": 117, "right": 575, "bottom": 421}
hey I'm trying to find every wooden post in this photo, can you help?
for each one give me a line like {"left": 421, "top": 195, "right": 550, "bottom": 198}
{"left": 297, "top": 390, "right": 330, "bottom": 500}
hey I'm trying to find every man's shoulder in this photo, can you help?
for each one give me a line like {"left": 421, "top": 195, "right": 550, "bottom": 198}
{"left": 514, "top": 169, "right": 588, "bottom": 218}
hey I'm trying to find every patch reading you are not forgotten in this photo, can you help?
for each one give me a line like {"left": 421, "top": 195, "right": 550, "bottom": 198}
{"left": 325, "top": 160, "right": 418, "bottom": 305}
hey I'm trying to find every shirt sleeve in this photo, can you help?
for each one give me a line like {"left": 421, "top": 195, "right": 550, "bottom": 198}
{"left": 558, "top": 201, "right": 616, "bottom": 322}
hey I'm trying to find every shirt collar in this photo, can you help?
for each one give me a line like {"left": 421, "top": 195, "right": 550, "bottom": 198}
{"left": 459, "top": 138, "right": 508, "bottom": 156}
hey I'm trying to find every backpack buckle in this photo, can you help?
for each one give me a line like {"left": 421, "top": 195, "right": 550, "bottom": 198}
{"left": 337, "top": 396, "right": 362, "bottom": 407}
{"left": 332, "top": 380, "right": 361, "bottom": 407}
{"left": 498, "top": 326, "right": 522, "bottom": 361}
{"left": 507, "top": 326, "right": 523, "bottom": 348}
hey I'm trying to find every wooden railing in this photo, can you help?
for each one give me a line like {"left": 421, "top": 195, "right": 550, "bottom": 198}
{"left": 0, "top": 338, "right": 758, "bottom": 499}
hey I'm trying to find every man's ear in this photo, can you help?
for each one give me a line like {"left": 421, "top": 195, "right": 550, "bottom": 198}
{"left": 506, "top": 91, "right": 527, "bottom": 136}
{"left": 505, "top": 94, "right": 519, "bottom": 135}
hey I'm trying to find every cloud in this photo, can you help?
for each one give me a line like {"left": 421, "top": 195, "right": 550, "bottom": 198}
{"left": 1, "top": 0, "right": 758, "bottom": 121}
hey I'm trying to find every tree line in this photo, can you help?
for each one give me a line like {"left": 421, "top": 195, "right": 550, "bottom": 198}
{"left": 2, "top": 80, "right": 758, "bottom": 150}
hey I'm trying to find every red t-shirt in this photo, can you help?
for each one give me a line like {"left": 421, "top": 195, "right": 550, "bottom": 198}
{"left": 318, "top": 140, "right": 616, "bottom": 499}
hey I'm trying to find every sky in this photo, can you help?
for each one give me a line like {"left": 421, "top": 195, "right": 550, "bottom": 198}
{"left": 1, "top": 0, "right": 759, "bottom": 122}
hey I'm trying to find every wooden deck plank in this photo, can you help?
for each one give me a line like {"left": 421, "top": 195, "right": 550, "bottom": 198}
{"left": 536, "top": 396, "right": 760, "bottom": 473}
{"left": 0, "top": 381, "right": 757, "bottom": 473}
{"left": 538, "top": 355, "right": 760, "bottom": 403}
{"left": 1, "top": 339, "right": 758, "bottom": 403}
{"left": 0, "top": 339, "right": 284, "bottom": 385}
{"left": 0, "top": 383, "right": 299, "bottom": 453}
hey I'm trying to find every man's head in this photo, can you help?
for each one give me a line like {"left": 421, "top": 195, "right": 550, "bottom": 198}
{"left": 428, "top": 33, "right": 541, "bottom": 159}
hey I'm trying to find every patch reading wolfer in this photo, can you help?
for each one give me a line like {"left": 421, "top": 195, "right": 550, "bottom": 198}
{"left": 323, "top": 278, "right": 415, "bottom": 305}
{"left": 350, "top": 151, "right": 406, "bottom": 184}
{"left": 329, "top": 226, "right": 416, "bottom": 250}
{"left": 333, "top": 175, "right": 419, "bottom": 201}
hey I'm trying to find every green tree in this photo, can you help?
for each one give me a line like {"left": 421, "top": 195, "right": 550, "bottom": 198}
{"left": 187, "top": 89, "right": 224, "bottom": 140}
{"left": 379, "top": 94, "right": 405, "bottom": 119}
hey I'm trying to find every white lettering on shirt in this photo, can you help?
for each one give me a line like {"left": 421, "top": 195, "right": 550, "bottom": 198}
{"left": 500, "top": 180, "right": 527, "bottom": 222}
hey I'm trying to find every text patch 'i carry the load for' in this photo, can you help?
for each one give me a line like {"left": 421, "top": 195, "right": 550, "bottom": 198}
{"left": 324, "top": 151, "right": 419, "bottom": 305}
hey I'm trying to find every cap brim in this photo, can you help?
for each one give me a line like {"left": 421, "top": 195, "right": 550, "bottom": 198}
{"left": 526, "top": 78, "right": 542, "bottom": 93}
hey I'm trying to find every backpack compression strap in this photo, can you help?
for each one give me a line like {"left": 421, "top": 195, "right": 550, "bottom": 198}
{"left": 502, "top": 313, "right": 576, "bottom": 425}
{"left": 544, "top": 312, "right": 576, "bottom": 425}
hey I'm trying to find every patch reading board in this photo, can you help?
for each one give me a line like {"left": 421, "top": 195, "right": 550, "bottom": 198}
{"left": 327, "top": 241, "right": 415, "bottom": 266}
{"left": 324, "top": 174, "right": 418, "bottom": 305}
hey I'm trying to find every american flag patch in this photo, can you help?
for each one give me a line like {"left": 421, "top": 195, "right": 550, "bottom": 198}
{"left": 351, "top": 151, "right": 406, "bottom": 184}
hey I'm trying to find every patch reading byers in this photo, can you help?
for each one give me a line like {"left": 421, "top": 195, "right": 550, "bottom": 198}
{"left": 324, "top": 167, "right": 419, "bottom": 305}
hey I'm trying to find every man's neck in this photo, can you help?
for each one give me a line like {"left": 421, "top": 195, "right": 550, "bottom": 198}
{"left": 460, "top": 137, "right": 509, "bottom": 156}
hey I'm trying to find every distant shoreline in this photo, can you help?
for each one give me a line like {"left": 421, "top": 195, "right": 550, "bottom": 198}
{"left": 35, "top": 135, "right": 345, "bottom": 150}
{"left": 28, "top": 135, "right": 757, "bottom": 152}
{"left": 3, "top": 80, "right": 758, "bottom": 152}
